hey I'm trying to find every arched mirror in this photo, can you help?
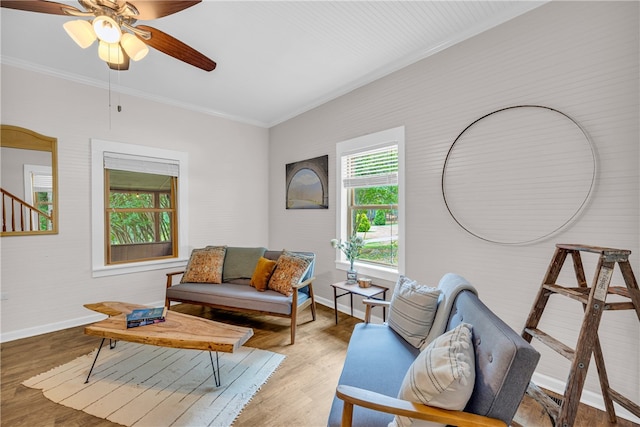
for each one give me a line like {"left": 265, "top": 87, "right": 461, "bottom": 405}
{"left": 1, "top": 125, "right": 58, "bottom": 236}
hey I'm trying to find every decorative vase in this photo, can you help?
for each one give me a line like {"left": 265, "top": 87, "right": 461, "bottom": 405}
{"left": 346, "top": 260, "right": 357, "bottom": 284}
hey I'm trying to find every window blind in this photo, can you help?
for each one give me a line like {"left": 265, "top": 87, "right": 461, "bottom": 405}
{"left": 104, "top": 152, "right": 179, "bottom": 177}
{"left": 342, "top": 144, "right": 398, "bottom": 188}
{"left": 32, "top": 173, "right": 53, "bottom": 192}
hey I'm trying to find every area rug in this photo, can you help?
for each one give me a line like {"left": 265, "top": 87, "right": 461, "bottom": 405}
{"left": 23, "top": 342, "right": 285, "bottom": 426}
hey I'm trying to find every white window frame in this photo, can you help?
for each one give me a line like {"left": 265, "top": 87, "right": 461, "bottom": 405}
{"left": 23, "top": 164, "right": 52, "bottom": 227}
{"left": 335, "top": 126, "right": 405, "bottom": 282}
{"left": 91, "top": 139, "right": 189, "bottom": 277}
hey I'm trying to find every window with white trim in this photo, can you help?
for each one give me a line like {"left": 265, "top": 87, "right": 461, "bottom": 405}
{"left": 104, "top": 153, "right": 178, "bottom": 264}
{"left": 336, "top": 127, "right": 404, "bottom": 281}
{"left": 91, "top": 139, "right": 189, "bottom": 277}
{"left": 23, "top": 164, "right": 53, "bottom": 231}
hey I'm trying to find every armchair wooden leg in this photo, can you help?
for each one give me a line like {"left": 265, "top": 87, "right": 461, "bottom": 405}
{"left": 341, "top": 402, "right": 354, "bottom": 427}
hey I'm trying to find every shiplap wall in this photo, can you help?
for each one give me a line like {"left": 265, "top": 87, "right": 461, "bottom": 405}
{"left": 269, "top": 1, "right": 639, "bottom": 419}
{"left": 0, "top": 66, "right": 270, "bottom": 341}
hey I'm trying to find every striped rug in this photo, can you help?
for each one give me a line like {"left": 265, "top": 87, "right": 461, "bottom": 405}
{"left": 23, "top": 341, "right": 285, "bottom": 426}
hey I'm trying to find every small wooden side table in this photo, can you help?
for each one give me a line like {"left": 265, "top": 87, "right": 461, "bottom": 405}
{"left": 331, "top": 281, "right": 389, "bottom": 324}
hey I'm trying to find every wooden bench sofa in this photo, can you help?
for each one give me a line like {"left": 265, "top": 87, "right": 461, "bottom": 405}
{"left": 165, "top": 248, "right": 316, "bottom": 344}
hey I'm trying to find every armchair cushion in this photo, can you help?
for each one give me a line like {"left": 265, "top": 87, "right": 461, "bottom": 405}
{"left": 388, "top": 276, "right": 440, "bottom": 348}
{"left": 391, "top": 323, "right": 475, "bottom": 427}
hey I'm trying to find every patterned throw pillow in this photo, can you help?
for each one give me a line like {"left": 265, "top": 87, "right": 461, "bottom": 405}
{"left": 390, "top": 323, "right": 476, "bottom": 427}
{"left": 250, "top": 256, "right": 277, "bottom": 291}
{"left": 388, "top": 275, "right": 441, "bottom": 348}
{"left": 268, "top": 251, "right": 313, "bottom": 296}
{"left": 180, "top": 246, "right": 226, "bottom": 284}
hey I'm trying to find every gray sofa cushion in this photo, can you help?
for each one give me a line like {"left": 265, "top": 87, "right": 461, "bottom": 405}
{"left": 165, "top": 282, "right": 310, "bottom": 315}
{"left": 327, "top": 323, "right": 420, "bottom": 427}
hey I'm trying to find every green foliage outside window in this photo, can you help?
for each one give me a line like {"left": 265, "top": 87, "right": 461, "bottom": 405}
{"left": 109, "top": 191, "right": 172, "bottom": 244}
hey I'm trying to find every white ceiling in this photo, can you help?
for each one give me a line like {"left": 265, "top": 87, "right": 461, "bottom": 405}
{"left": 1, "top": 1, "right": 545, "bottom": 127}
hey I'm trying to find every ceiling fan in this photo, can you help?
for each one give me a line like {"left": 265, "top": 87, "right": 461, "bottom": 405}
{"left": 1, "top": 0, "right": 216, "bottom": 71}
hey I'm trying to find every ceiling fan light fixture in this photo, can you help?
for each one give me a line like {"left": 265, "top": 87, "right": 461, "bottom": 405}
{"left": 98, "top": 40, "right": 126, "bottom": 65}
{"left": 120, "top": 32, "right": 148, "bottom": 61}
{"left": 63, "top": 19, "right": 96, "bottom": 48}
{"left": 93, "top": 15, "right": 121, "bottom": 43}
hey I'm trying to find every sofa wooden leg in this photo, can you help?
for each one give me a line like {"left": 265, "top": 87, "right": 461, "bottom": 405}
{"left": 291, "top": 318, "right": 296, "bottom": 345}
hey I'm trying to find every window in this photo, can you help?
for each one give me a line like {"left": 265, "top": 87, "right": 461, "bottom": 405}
{"left": 23, "top": 164, "right": 53, "bottom": 231}
{"left": 91, "top": 139, "right": 189, "bottom": 277}
{"left": 336, "top": 127, "right": 404, "bottom": 281}
{"left": 105, "top": 166, "right": 177, "bottom": 264}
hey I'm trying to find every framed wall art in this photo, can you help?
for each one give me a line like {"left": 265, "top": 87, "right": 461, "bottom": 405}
{"left": 286, "top": 155, "right": 329, "bottom": 209}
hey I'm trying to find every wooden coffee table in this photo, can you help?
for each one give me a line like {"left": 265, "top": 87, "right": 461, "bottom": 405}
{"left": 84, "top": 301, "right": 253, "bottom": 386}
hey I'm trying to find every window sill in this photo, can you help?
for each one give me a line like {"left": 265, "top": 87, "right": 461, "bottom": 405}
{"left": 334, "top": 260, "right": 398, "bottom": 283}
{"left": 92, "top": 258, "right": 189, "bottom": 278}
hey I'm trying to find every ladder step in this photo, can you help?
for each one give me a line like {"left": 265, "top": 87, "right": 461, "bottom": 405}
{"left": 542, "top": 284, "right": 637, "bottom": 310}
{"left": 524, "top": 328, "right": 575, "bottom": 360}
{"left": 608, "top": 387, "right": 640, "bottom": 418}
{"left": 556, "top": 244, "right": 631, "bottom": 258}
{"left": 542, "top": 284, "right": 590, "bottom": 304}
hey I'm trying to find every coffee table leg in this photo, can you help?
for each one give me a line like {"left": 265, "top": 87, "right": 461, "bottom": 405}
{"left": 209, "top": 351, "right": 221, "bottom": 387}
{"left": 85, "top": 338, "right": 106, "bottom": 383}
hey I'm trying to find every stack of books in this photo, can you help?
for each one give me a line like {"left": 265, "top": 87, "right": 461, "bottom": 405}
{"left": 126, "top": 306, "right": 168, "bottom": 328}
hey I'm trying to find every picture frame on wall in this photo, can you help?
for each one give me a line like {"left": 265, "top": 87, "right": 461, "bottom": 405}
{"left": 286, "top": 155, "right": 329, "bottom": 209}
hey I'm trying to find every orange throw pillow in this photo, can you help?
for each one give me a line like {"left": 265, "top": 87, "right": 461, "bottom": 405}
{"left": 250, "top": 257, "right": 277, "bottom": 291}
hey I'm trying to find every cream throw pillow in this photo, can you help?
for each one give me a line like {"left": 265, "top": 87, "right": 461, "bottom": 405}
{"left": 388, "top": 275, "right": 440, "bottom": 348}
{"left": 389, "top": 323, "right": 475, "bottom": 427}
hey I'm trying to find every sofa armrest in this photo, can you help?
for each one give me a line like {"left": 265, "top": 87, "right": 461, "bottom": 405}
{"left": 166, "top": 271, "right": 185, "bottom": 288}
{"left": 336, "top": 385, "right": 506, "bottom": 427}
{"left": 362, "top": 299, "right": 390, "bottom": 323}
{"left": 292, "top": 276, "right": 315, "bottom": 289}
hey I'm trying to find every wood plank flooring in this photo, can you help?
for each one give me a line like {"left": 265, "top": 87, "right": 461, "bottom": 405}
{"left": 1, "top": 304, "right": 637, "bottom": 426}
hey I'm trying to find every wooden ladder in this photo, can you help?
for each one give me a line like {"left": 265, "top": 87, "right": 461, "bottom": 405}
{"left": 522, "top": 244, "right": 640, "bottom": 427}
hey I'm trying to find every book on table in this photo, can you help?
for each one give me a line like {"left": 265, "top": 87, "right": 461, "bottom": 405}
{"left": 126, "top": 306, "right": 167, "bottom": 328}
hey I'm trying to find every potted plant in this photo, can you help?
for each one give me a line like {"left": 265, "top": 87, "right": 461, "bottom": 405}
{"left": 331, "top": 216, "right": 365, "bottom": 284}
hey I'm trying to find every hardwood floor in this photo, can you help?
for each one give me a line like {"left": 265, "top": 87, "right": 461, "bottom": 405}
{"left": 1, "top": 304, "right": 637, "bottom": 426}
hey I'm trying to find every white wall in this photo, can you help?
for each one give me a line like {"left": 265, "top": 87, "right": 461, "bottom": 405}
{"left": 0, "top": 65, "right": 270, "bottom": 341}
{"left": 269, "top": 1, "right": 639, "bottom": 420}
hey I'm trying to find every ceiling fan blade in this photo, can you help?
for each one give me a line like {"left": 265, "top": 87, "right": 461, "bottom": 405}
{"left": 0, "top": 0, "right": 81, "bottom": 15}
{"left": 135, "top": 24, "right": 216, "bottom": 72}
{"left": 128, "top": 1, "right": 200, "bottom": 20}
